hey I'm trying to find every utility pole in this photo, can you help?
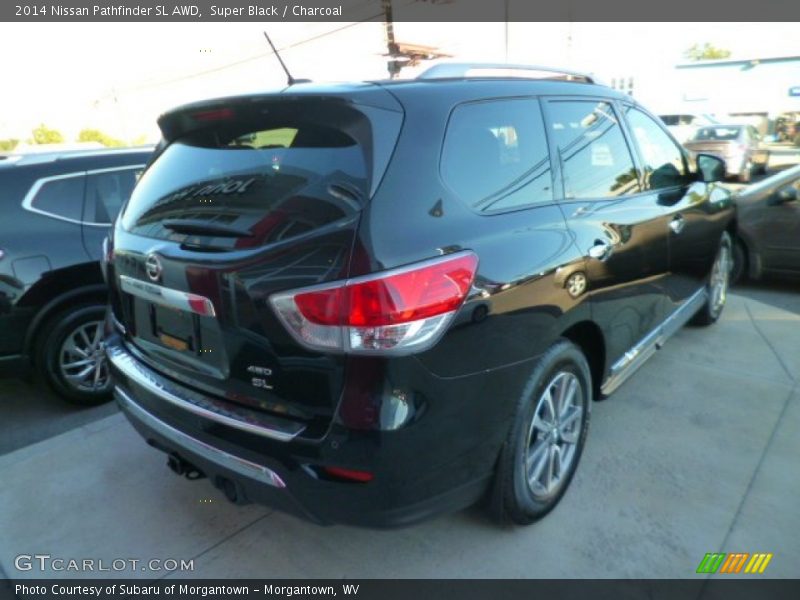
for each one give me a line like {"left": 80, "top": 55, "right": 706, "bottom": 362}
{"left": 382, "top": 0, "right": 400, "bottom": 78}
{"left": 382, "top": 0, "right": 450, "bottom": 79}
{"left": 504, "top": 0, "right": 509, "bottom": 61}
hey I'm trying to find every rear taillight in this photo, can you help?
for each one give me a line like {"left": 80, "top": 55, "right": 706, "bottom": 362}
{"left": 270, "top": 252, "right": 478, "bottom": 355}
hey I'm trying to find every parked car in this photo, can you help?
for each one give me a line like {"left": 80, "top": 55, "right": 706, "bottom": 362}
{"left": 731, "top": 164, "right": 800, "bottom": 282}
{"left": 106, "top": 63, "right": 734, "bottom": 527}
{"left": 0, "top": 147, "right": 152, "bottom": 404}
{"left": 658, "top": 113, "right": 719, "bottom": 144}
{"left": 684, "top": 124, "right": 770, "bottom": 183}
{"left": 774, "top": 115, "right": 798, "bottom": 143}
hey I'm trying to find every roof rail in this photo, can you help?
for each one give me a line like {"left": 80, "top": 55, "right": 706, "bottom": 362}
{"left": 417, "top": 62, "right": 596, "bottom": 84}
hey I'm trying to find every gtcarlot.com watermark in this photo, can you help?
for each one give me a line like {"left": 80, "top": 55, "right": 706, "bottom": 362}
{"left": 14, "top": 553, "right": 195, "bottom": 573}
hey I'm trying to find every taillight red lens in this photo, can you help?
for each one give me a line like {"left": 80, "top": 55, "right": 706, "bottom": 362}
{"left": 294, "top": 287, "right": 345, "bottom": 326}
{"left": 347, "top": 255, "right": 477, "bottom": 327}
{"left": 270, "top": 252, "right": 478, "bottom": 355}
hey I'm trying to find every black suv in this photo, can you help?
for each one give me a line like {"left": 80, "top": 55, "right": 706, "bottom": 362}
{"left": 106, "top": 64, "right": 734, "bottom": 527}
{"left": 0, "top": 147, "right": 152, "bottom": 404}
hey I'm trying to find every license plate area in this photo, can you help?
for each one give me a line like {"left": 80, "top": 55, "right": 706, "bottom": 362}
{"left": 152, "top": 304, "right": 198, "bottom": 354}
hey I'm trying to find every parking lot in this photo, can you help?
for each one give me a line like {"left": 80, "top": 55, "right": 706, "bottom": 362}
{"left": 0, "top": 280, "right": 797, "bottom": 580}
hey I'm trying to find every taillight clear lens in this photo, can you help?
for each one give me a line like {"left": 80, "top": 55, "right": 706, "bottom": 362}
{"left": 270, "top": 252, "right": 478, "bottom": 355}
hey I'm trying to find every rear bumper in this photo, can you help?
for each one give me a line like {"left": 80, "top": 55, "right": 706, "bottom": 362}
{"left": 107, "top": 335, "right": 520, "bottom": 527}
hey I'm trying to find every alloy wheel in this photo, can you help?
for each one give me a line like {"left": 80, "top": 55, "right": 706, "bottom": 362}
{"left": 524, "top": 371, "right": 584, "bottom": 500}
{"left": 709, "top": 241, "right": 731, "bottom": 314}
{"left": 58, "top": 320, "right": 110, "bottom": 393}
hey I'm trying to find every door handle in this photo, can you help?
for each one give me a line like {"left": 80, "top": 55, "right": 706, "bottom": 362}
{"left": 588, "top": 240, "right": 613, "bottom": 261}
{"left": 670, "top": 215, "right": 686, "bottom": 235}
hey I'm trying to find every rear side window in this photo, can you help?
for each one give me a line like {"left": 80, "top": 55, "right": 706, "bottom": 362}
{"left": 84, "top": 168, "right": 141, "bottom": 224}
{"left": 441, "top": 98, "right": 553, "bottom": 212}
{"left": 27, "top": 174, "right": 86, "bottom": 222}
{"left": 122, "top": 101, "right": 396, "bottom": 250}
{"left": 547, "top": 101, "right": 640, "bottom": 199}
{"left": 625, "top": 107, "right": 688, "bottom": 190}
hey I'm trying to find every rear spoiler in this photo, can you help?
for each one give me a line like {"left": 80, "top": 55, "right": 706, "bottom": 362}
{"left": 156, "top": 87, "right": 402, "bottom": 144}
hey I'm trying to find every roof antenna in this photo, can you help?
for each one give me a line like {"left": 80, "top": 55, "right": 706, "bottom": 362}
{"left": 263, "top": 31, "right": 309, "bottom": 86}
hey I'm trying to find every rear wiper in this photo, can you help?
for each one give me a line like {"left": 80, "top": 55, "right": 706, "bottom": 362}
{"left": 162, "top": 219, "right": 254, "bottom": 238}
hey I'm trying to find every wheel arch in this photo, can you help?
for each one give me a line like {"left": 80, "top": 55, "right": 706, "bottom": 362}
{"left": 559, "top": 320, "right": 606, "bottom": 400}
{"left": 732, "top": 225, "right": 763, "bottom": 280}
{"left": 22, "top": 265, "right": 107, "bottom": 361}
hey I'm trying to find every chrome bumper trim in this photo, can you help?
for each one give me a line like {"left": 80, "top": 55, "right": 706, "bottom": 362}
{"left": 119, "top": 275, "right": 216, "bottom": 317}
{"left": 107, "top": 345, "right": 305, "bottom": 442}
{"left": 116, "top": 386, "right": 286, "bottom": 489}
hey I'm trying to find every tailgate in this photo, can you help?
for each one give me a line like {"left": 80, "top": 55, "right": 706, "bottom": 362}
{"left": 108, "top": 92, "right": 402, "bottom": 429}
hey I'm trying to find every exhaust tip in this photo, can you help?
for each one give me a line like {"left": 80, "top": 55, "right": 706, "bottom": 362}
{"left": 213, "top": 476, "right": 250, "bottom": 505}
{"left": 167, "top": 454, "right": 186, "bottom": 476}
{"left": 166, "top": 453, "right": 206, "bottom": 480}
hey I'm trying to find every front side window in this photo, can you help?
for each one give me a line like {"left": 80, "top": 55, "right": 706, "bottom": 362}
{"left": 28, "top": 174, "right": 86, "bottom": 222}
{"left": 547, "top": 100, "right": 640, "bottom": 199}
{"left": 441, "top": 98, "right": 553, "bottom": 212}
{"left": 625, "top": 107, "right": 688, "bottom": 190}
{"left": 84, "top": 168, "right": 142, "bottom": 224}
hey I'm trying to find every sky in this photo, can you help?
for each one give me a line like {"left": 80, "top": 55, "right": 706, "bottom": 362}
{"left": 1, "top": 21, "right": 798, "bottom": 143}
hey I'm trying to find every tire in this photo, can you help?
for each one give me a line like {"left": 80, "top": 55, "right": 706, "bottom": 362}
{"left": 731, "top": 238, "right": 747, "bottom": 284}
{"left": 491, "top": 339, "right": 592, "bottom": 525}
{"left": 759, "top": 152, "right": 770, "bottom": 175}
{"left": 738, "top": 160, "right": 752, "bottom": 183}
{"left": 36, "top": 304, "right": 113, "bottom": 406}
{"left": 691, "top": 232, "right": 733, "bottom": 327}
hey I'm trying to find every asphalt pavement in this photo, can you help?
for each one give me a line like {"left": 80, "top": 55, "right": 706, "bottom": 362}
{"left": 0, "top": 281, "right": 797, "bottom": 579}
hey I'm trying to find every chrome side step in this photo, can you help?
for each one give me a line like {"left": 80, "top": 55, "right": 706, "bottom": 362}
{"left": 600, "top": 287, "right": 708, "bottom": 396}
{"left": 116, "top": 387, "right": 286, "bottom": 489}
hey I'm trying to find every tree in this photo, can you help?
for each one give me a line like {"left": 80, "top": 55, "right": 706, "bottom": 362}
{"left": 684, "top": 43, "right": 732, "bottom": 61}
{"left": 0, "top": 139, "right": 19, "bottom": 152}
{"left": 77, "top": 128, "right": 125, "bottom": 147}
{"left": 30, "top": 124, "right": 64, "bottom": 145}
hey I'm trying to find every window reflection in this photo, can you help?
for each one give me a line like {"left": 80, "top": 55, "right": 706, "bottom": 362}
{"left": 548, "top": 101, "right": 640, "bottom": 199}
{"left": 441, "top": 98, "right": 553, "bottom": 211}
{"left": 626, "top": 108, "right": 688, "bottom": 190}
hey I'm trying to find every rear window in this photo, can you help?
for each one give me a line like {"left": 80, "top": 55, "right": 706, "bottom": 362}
{"left": 692, "top": 127, "right": 741, "bottom": 141}
{"left": 121, "top": 101, "right": 399, "bottom": 249}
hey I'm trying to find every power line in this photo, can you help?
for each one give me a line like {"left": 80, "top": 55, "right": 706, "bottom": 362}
{"left": 98, "top": 4, "right": 387, "bottom": 98}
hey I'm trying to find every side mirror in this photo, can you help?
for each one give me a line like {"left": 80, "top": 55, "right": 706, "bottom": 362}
{"left": 697, "top": 153, "right": 726, "bottom": 183}
{"left": 769, "top": 185, "right": 798, "bottom": 205}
